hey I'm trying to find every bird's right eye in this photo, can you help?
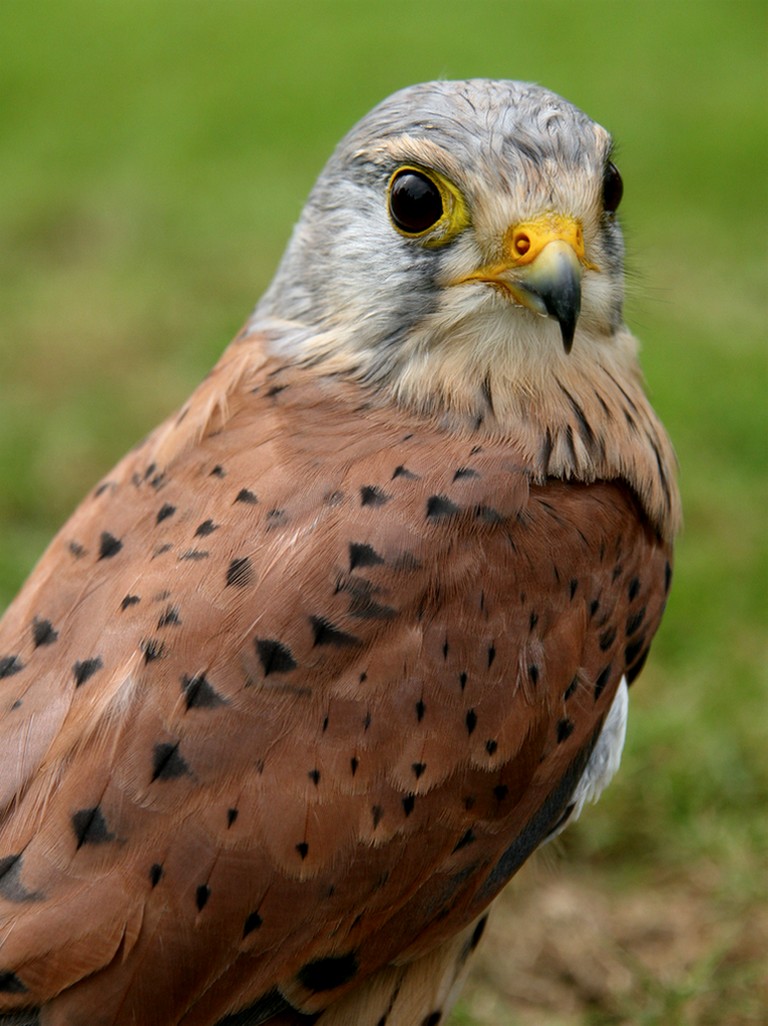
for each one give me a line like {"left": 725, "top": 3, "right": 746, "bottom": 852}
{"left": 388, "top": 168, "right": 444, "bottom": 235}
{"left": 602, "top": 161, "right": 623, "bottom": 213}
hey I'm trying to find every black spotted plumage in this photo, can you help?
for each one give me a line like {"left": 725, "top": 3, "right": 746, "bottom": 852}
{"left": 0, "top": 78, "right": 679, "bottom": 1026}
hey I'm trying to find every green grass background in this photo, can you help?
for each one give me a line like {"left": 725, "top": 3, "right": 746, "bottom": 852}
{"left": 0, "top": 2, "right": 765, "bottom": 1023}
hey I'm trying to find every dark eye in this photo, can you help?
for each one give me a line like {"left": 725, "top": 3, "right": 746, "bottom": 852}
{"left": 602, "top": 161, "right": 623, "bottom": 213}
{"left": 389, "top": 169, "right": 443, "bottom": 234}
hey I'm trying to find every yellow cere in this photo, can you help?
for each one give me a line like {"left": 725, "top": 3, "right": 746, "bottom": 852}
{"left": 503, "top": 213, "right": 598, "bottom": 271}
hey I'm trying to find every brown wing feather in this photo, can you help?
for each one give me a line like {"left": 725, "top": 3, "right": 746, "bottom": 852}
{"left": 0, "top": 334, "right": 672, "bottom": 1025}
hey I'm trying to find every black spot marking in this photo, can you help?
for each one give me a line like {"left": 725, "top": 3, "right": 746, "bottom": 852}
{"left": 570, "top": 578, "right": 578, "bottom": 598}
{"left": 0, "top": 854, "right": 42, "bottom": 902}
{"left": 195, "top": 519, "right": 218, "bottom": 537}
{"left": 178, "top": 549, "right": 209, "bottom": 561}
{"left": 234, "top": 488, "right": 258, "bottom": 505}
{"left": 347, "top": 593, "right": 396, "bottom": 621}
{"left": 626, "top": 647, "right": 650, "bottom": 684}
{"left": 612, "top": 563, "right": 623, "bottom": 582}
{"left": 73, "top": 657, "right": 102, "bottom": 687}
{"left": 360, "top": 485, "right": 390, "bottom": 507}
{"left": 149, "top": 863, "right": 163, "bottom": 887}
{"left": 226, "top": 557, "right": 253, "bottom": 588}
{"left": 157, "top": 605, "right": 181, "bottom": 628}
{"left": 442, "top": 639, "right": 449, "bottom": 659}
{"left": 402, "top": 794, "right": 415, "bottom": 816}
{"left": 476, "top": 503, "right": 504, "bottom": 524}
{"left": 493, "top": 784, "right": 509, "bottom": 802}
{"left": 308, "top": 769, "right": 320, "bottom": 786}
{"left": 227, "top": 808, "right": 238, "bottom": 827}
{"left": 412, "top": 762, "right": 426, "bottom": 779}
{"left": 0, "top": 971, "right": 27, "bottom": 994}
{"left": 182, "top": 673, "right": 226, "bottom": 710}
{"left": 452, "top": 829, "right": 476, "bottom": 853}
{"left": 141, "top": 638, "right": 164, "bottom": 663}
{"left": 243, "top": 910, "right": 263, "bottom": 937}
{"left": 296, "top": 842, "right": 309, "bottom": 860}
{"left": 348, "top": 542, "right": 385, "bottom": 571}
{"left": 209, "top": 464, "right": 226, "bottom": 477}
{"left": 529, "top": 611, "right": 539, "bottom": 630}
{"left": 599, "top": 627, "right": 617, "bottom": 651}
{"left": 72, "top": 806, "right": 114, "bottom": 848}
{"left": 392, "top": 464, "right": 418, "bottom": 480}
{"left": 416, "top": 699, "right": 425, "bottom": 722}
{"left": 626, "top": 607, "right": 646, "bottom": 637}
{"left": 589, "top": 598, "right": 600, "bottom": 618}
{"left": 487, "top": 644, "right": 496, "bottom": 668}
{"left": 469, "top": 915, "right": 488, "bottom": 951}
{"left": 557, "top": 719, "right": 575, "bottom": 743}
{"left": 195, "top": 884, "right": 210, "bottom": 911}
{"left": 151, "top": 742, "right": 190, "bottom": 782}
{"left": 485, "top": 739, "right": 498, "bottom": 755}
{"left": 564, "top": 676, "right": 579, "bottom": 700}
{"left": 459, "top": 671, "right": 468, "bottom": 690}
{"left": 121, "top": 594, "right": 141, "bottom": 610}
{"left": 625, "top": 636, "right": 647, "bottom": 666}
{"left": 426, "top": 494, "right": 460, "bottom": 519}
{"left": 69, "top": 539, "right": 86, "bottom": 558}
{"left": 98, "top": 532, "right": 123, "bottom": 559}
{"left": 350, "top": 757, "right": 359, "bottom": 776}
{"left": 529, "top": 664, "right": 539, "bottom": 686}
{"left": 0, "top": 656, "right": 23, "bottom": 679}
{"left": 594, "top": 664, "right": 612, "bottom": 700}
{"left": 31, "top": 618, "right": 57, "bottom": 647}
{"left": 453, "top": 466, "right": 479, "bottom": 481}
{"left": 560, "top": 386, "right": 596, "bottom": 451}
{"left": 298, "top": 952, "right": 359, "bottom": 992}
{"left": 256, "top": 638, "right": 297, "bottom": 675}
{"left": 422, "top": 1013, "right": 442, "bottom": 1026}
{"left": 156, "top": 503, "right": 176, "bottom": 524}
{"left": 266, "top": 508, "right": 287, "bottom": 528}
{"left": 371, "top": 805, "right": 383, "bottom": 828}
{"left": 481, "top": 724, "right": 601, "bottom": 900}
{"left": 539, "top": 427, "right": 554, "bottom": 469}
{"left": 213, "top": 990, "right": 310, "bottom": 1026}
{"left": 465, "top": 709, "right": 477, "bottom": 735}
{"left": 266, "top": 384, "right": 287, "bottom": 398}
{"left": 628, "top": 576, "right": 641, "bottom": 601}
{"left": 310, "top": 616, "right": 360, "bottom": 648}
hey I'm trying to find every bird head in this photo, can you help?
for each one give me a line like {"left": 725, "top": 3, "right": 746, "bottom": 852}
{"left": 253, "top": 80, "right": 629, "bottom": 416}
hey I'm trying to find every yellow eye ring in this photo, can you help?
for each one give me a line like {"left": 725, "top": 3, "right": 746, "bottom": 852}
{"left": 386, "top": 165, "right": 469, "bottom": 246}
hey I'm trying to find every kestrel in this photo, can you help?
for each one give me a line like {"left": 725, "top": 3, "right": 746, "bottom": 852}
{"left": 0, "top": 80, "right": 679, "bottom": 1026}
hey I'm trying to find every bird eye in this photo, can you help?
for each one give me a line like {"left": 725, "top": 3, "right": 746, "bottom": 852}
{"left": 602, "top": 161, "right": 623, "bottom": 213}
{"left": 388, "top": 169, "right": 444, "bottom": 235}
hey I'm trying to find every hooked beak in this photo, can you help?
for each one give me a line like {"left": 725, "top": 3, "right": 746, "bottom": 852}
{"left": 456, "top": 214, "right": 597, "bottom": 353}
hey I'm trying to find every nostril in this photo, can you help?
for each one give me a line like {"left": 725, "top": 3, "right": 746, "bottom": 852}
{"left": 514, "top": 232, "right": 531, "bottom": 256}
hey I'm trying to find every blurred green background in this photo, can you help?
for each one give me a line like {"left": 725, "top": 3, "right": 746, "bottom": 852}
{"left": 0, "top": 2, "right": 765, "bottom": 1023}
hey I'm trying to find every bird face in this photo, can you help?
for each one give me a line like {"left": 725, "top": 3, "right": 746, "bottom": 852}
{"left": 254, "top": 79, "right": 628, "bottom": 414}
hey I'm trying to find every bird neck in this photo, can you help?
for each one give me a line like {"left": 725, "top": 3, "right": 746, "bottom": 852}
{"left": 235, "top": 314, "right": 680, "bottom": 542}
